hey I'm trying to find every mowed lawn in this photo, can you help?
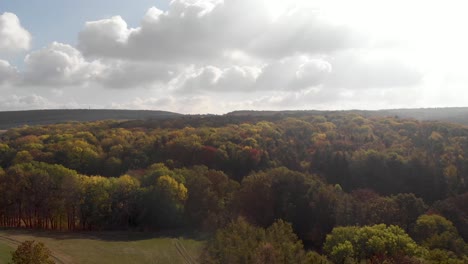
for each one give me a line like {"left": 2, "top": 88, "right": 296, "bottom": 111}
{"left": 0, "top": 229, "right": 204, "bottom": 264}
{"left": 0, "top": 242, "right": 13, "bottom": 264}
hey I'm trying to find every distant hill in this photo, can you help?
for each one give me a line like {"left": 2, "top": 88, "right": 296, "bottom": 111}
{"left": 0, "top": 109, "right": 181, "bottom": 129}
{"left": 227, "top": 107, "right": 468, "bottom": 126}
{"left": 2, "top": 107, "right": 468, "bottom": 131}
{"left": 370, "top": 108, "right": 468, "bottom": 125}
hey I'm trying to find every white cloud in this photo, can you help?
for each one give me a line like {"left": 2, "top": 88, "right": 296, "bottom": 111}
{"left": 0, "top": 94, "right": 51, "bottom": 111}
{"left": 77, "top": 0, "right": 361, "bottom": 62}
{"left": 0, "top": 60, "right": 18, "bottom": 85}
{"left": 256, "top": 56, "right": 332, "bottom": 91}
{"left": 0, "top": 12, "right": 31, "bottom": 56}
{"left": 78, "top": 16, "right": 133, "bottom": 59}
{"left": 2, "top": 0, "right": 464, "bottom": 113}
{"left": 22, "top": 42, "right": 102, "bottom": 86}
{"left": 109, "top": 95, "right": 215, "bottom": 114}
{"left": 177, "top": 65, "right": 260, "bottom": 93}
{"left": 94, "top": 60, "right": 177, "bottom": 88}
{"left": 247, "top": 7, "right": 364, "bottom": 58}
{"left": 20, "top": 41, "right": 177, "bottom": 89}
{"left": 177, "top": 56, "right": 333, "bottom": 93}
{"left": 324, "top": 51, "right": 422, "bottom": 89}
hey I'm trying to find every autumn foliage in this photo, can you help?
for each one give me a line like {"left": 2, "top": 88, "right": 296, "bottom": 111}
{"left": 0, "top": 113, "right": 467, "bottom": 262}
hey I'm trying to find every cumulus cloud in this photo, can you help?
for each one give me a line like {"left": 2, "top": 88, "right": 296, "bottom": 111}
{"left": 177, "top": 65, "right": 259, "bottom": 93}
{"left": 0, "top": 94, "right": 51, "bottom": 111}
{"left": 0, "top": 12, "right": 31, "bottom": 55}
{"left": 78, "top": 0, "right": 361, "bottom": 62}
{"left": 73, "top": 0, "right": 421, "bottom": 99}
{"left": 177, "top": 56, "right": 332, "bottom": 93}
{"left": 247, "top": 8, "right": 363, "bottom": 58}
{"left": 77, "top": 16, "right": 133, "bottom": 59}
{"left": 11, "top": 41, "right": 178, "bottom": 89}
{"left": 22, "top": 42, "right": 102, "bottom": 86}
{"left": 109, "top": 95, "right": 215, "bottom": 114}
{"left": 0, "top": 0, "right": 435, "bottom": 113}
{"left": 0, "top": 60, "right": 18, "bottom": 85}
{"left": 256, "top": 56, "right": 332, "bottom": 91}
{"left": 325, "top": 51, "right": 422, "bottom": 89}
{"left": 94, "top": 60, "right": 177, "bottom": 88}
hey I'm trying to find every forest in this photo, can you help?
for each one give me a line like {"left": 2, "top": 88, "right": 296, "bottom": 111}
{"left": 0, "top": 112, "right": 467, "bottom": 263}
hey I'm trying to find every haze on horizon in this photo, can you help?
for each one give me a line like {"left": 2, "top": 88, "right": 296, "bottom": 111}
{"left": 0, "top": 0, "right": 467, "bottom": 114}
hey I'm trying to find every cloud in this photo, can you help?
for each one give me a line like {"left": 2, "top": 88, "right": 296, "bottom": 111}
{"left": 324, "top": 51, "right": 422, "bottom": 89}
{"left": 78, "top": 0, "right": 361, "bottom": 62}
{"left": 0, "top": 0, "right": 437, "bottom": 113}
{"left": 0, "top": 94, "right": 51, "bottom": 111}
{"left": 0, "top": 12, "right": 31, "bottom": 55}
{"left": 256, "top": 56, "right": 332, "bottom": 91}
{"left": 177, "top": 55, "right": 332, "bottom": 92}
{"left": 77, "top": 16, "right": 133, "bottom": 59}
{"left": 247, "top": 7, "right": 364, "bottom": 58}
{"left": 0, "top": 60, "right": 18, "bottom": 85}
{"left": 22, "top": 42, "right": 102, "bottom": 87}
{"left": 177, "top": 65, "right": 260, "bottom": 93}
{"left": 109, "top": 95, "right": 215, "bottom": 114}
{"left": 94, "top": 60, "right": 177, "bottom": 88}
{"left": 74, "top": 0, "right": 419, "bottom": 99}
{"left": 20, "top": 41, "right": 177, "bottom": 89}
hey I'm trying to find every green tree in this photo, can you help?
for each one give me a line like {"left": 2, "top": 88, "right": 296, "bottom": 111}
{"left": 12, "top": 151, "right": 34, "bottom": 165}
{"left": 413, "top": 214, "right": 467, "bottom": 256}
{"left": 324, "top": 224, "right": 422, "bottom": 263}
{"left": 202, "top": 218, "right": 265, "bottom": 264}
{"left": 141, "top": 174, "right": 188, "bottom": 229}
{"left": 265, "top": 220, "right": 308, "bottom": 263}
{"left": 180, "top": 166, "right": 239, "bottom": 230}
{"left": 202, "top": 218, "right": 311, "bottom": 264}
{"left": 10, "top": 240, "right": 54, "bottom": 264}
{"left": 109, "top": 175, "right": 141, "bottom": 228}
{"left": 79, "top": 176, "right": 112, "bottom": 230}
{"left": 391, "top": 193, "right": 427, "bottom": 231}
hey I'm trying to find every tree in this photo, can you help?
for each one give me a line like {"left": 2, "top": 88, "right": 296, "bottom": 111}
{"left": 264, "top": 220, "right": 308, "bottom": 263}
{"left": 180, "top": 166, "right": 239, "bottom": 230}
{"left": 201, "top": 217, "right": 265, "bottom": 264}
{"left": 10, "top": 240, "right": 54, "bottom": 264}
{"left": 141, "top": 174, "right": 188, "bottom": 229}
{"left": 201, "top": 218, "right": 311, "bottom": 264}
{"left": 391, "top": 193, "right": 427, "bottom": 231}
{"left": 324, "top": 224, "right": 423, "bottom": 263}
{"left": 431, "top": 193, "right": 468, "bottom": 241}
{"left": 109, "top": 175, "right": 141, "bottom": 228}
{"left": 79, "top": 176, "right": 112, "bottom": 230}
{"left": 412, "top": 214, "right": 468, "bottom": 256}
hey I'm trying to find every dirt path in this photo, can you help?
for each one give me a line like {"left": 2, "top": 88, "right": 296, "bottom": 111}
{"left": 173, "top": 239, "right": 197, "bottom": 264}
{"left": 0, "top": 235, "right": 68, "bottom": 264}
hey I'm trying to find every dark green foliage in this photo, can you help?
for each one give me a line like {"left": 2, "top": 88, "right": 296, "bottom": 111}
{"left": 391, "top": 193, "right": 428, "bottom": 231}
{"left": 236, "top": 167, "right": 341, "bottom": 245}
{"left": 141, "top": 175, "right": 187, "bottom": 228}
{"left": 431, "top": 193, "right": 468, "bottom": 241}
{"left": 180, "top": 166, "right": 239, "bottom": 230}
{"left": 412, "top": 215, "right": 468, "bottom": 257}
{"left": 425, "top": 249, "right": 468, "bottom": 264}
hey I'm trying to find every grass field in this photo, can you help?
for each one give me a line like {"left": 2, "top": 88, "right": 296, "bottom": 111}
{"left": 0, "top": 241, "right": 13, "bottom": 264}
{"left": 0, "top": 229, "right": 204, "bottom": 264}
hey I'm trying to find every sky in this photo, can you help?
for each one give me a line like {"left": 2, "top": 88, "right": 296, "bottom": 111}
{"left": 0, "top": 0, "right": 467, "bottom": 114}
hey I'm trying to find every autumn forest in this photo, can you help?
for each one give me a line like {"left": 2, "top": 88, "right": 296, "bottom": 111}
{"left": 0, "top": 112, "right": 467, "bottom": 263}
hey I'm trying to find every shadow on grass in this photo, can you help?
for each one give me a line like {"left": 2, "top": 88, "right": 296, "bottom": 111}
{"left": 0, "top": 227, "right": 209, "bottom": 242}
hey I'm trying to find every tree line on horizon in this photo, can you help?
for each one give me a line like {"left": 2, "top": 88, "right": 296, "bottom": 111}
{"left": 0, "top": 113, "right": 467, "bottom": 263}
